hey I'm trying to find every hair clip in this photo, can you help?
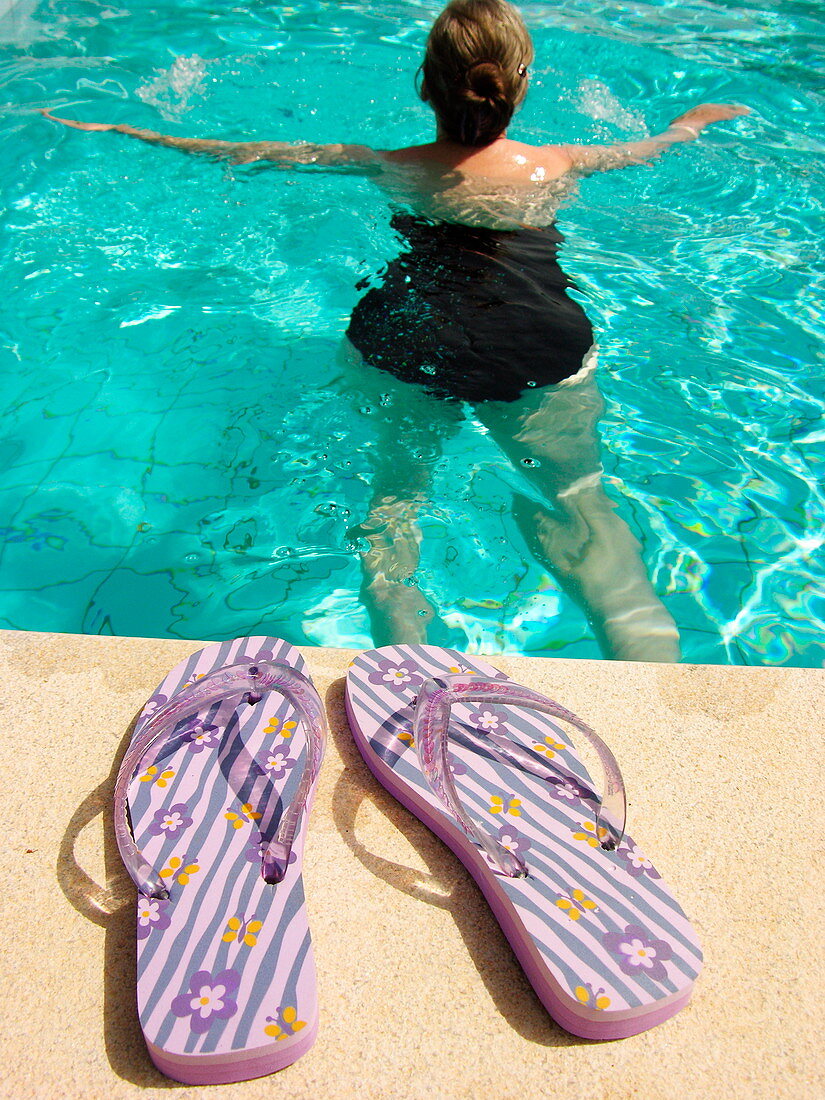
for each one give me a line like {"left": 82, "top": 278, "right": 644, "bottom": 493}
{"left": 517, "top": 64, "right": 528, "bottom": 78}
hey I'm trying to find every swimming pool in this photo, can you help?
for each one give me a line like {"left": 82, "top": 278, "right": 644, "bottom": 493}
{"left": 1, "top": 0, "right": 822, "bottom": 665}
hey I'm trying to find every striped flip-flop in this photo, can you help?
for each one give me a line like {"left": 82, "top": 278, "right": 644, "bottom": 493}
{"left": 114, "top": 638, "right": 326, "bottom": 1084}
{"left": 345, "top": 644, "right": 702, "bottom": 1040}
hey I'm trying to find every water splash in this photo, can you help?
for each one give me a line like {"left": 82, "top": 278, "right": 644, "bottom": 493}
{"left": 577, "top": 79, "right": 644, "bottom": 131}
{"left": 136, "top": 55, "right": 207, "bottom": 121}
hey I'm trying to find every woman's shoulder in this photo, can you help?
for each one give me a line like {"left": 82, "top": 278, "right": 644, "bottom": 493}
{"left": 380, "top": 138, "right": 573, "bottom": 182}
{"left": 380, "top": 142, "right": 442, "bottom": 165}
{"left": 497, "top": 138, "right": 575, "bottom": 180}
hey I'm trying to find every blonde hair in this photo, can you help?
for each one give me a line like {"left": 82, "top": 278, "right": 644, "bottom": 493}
{"left": 419, "top": 0, "right": 534, "bottom": 147}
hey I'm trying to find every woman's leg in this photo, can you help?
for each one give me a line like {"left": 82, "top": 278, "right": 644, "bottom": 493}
{"left": 337, "top": 339, "right": 458, "bottom": 645}
{"left": 476, "top": 353, "right": 681, "bottom": 662}
{"left": 357, "top": 484, "right": 436, "bottom": 646}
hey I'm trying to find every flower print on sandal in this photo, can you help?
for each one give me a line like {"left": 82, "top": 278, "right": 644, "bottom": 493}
{"left": 114, "top": 638, "right": 326, "bottom": 1084}
{"left": 345, "top": 645, "right": 702, "bottom": 1040}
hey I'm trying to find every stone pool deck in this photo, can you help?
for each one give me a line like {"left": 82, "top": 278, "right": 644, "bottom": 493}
{"left": 0, "top": 629, "right": 821, "bottom": 1098}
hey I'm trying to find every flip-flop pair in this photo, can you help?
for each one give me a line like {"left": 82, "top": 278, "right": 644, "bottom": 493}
{"left": 115, "top": 638, "right": 702, "bottom": 1084}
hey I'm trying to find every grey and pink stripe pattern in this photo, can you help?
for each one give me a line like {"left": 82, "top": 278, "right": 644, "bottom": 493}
{"left": 121, "top": 638, "right": 324, "bottom": 1083}
{"left": 345, "top": 645, "right": 702, "bottom": 1040}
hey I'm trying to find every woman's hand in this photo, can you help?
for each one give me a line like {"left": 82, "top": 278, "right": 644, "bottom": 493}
{"left": 39, "top": 109, "right": 119, "bottom": 132}
{"left": 669, "top": 103, "right": 749, "bottom": 135}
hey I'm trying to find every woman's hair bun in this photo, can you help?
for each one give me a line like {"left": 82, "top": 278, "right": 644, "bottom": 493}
{"left": 464, "top": 59, "right": 505, "bottom": 103}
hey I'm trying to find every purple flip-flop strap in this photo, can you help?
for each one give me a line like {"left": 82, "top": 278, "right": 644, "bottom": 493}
{"left": 114, "top": 659, "right": 327, "bottom": 899}
{"left": 413, "top": 674, "right": 626, "bottom": 877}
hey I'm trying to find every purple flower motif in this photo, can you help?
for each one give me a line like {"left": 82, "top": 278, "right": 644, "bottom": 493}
{"left": 147, "top": 802, "right": 193, "bottom": 837}
{"left": 184, "top": 721, "right": 220, "bottom": 753}
{"left": 615, "top": 838, "right": 662, "bottom": 880}
{"left": 448, "top": 756, "right": 467, "bottom": 777}
{"left": 465, "top": 705, "right": 508, "bottom": 733}
{"left": 140, "top": 693, "right": 167, "bottom": 721}
{"left": 547, "top": 777, "right": 592, "bottom": 802}
{"left": 245, "top": 839, "right": 266, "bottom": 863}
{"left": 227, "top": 650, "right": 275, "bottom": 669}
{"left": 367, "top": 658, "right": 423, "bottom": 692}
{"left": 263, "top": 749, "right": 295, "bottom": 779}
{"left": 603, "top": 924, "right": 673, "bottom": 982}
{"left": 171, "top": 969, "right": 240, "bottom": 1033}
{"left": 245, "top": 839, "right": 297, "bottom": 867}
{"left": 496, "top": 824, "right": 531, "bottom": 856}
{"left": 136, "top": 896, "right": 171, "bottom": 940}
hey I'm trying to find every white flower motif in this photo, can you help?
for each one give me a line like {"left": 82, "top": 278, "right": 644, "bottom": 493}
{"left": 627, "top": 845, "right": 653, "bottom": 870}
{"left": 555, "top": 780, "right": 580, "bottom": 800}
{"left": 265, "top": 751, "right": 291, "bottom": 777}
{"left": 137, "top": 900, "right": 162, "bottom": 927}
{"left": 383, "top": 666, "right": 412, "bottom": 685}
{"left": 161, "top": 812, "right": 184, "bottom": 832}
{"left": 190, "top": 724, "right": 216, "bottom": 746}
{"left": 475, "top": 710, "right": 501, "bottom": 731}
{"left": 189, "top": 984, "right": 227, "bottom": 1018}
{"left": 619, "top": 938, "right": 657, "bottom": 968}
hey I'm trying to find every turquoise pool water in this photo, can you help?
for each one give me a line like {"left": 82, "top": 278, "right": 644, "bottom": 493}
{"left": 1, "top": 0, "right": 822, "bottom": 665}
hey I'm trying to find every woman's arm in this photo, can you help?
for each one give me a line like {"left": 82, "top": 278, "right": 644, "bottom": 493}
{"left": 562, "top": 103, "right": 749, "bottom": 174}
{"left": 39, "top": 110, "right": 381, "bottom": 170}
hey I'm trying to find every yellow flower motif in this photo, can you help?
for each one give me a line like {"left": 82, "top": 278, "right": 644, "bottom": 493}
{"left": 556, "top": 888, "right": 599, "bottom": 921}
{"left": 139, "top": 765, "right": 175, "bottom": 787}
{"left": 489, "top": 795, "right": 522, "bottom": 816}
{"left": 575, "top": 984, "right": 611, "bottom": 1010}
{"left": 397, "top": 729, "right": 415, "bottom": 748}
{"left": 264, "top": 1006, "right": 307, "bottom": 1039}
{"left": 263, "top": 717, "right": 298, "bottom": 738}
{"left": 533, "top": 736, "right": 566, "bottom": 759}
{"left": 447, "top": 664, "right": 476, "bottom": 674}
{"left": 225, "top": 803, "right": 263, "bottom": 829}
{"left": 160, "top": 856, "right": 200, "bottom": 884}
{"left": 222, "top": 915, "right": 264, "bottom": 946}
{"left": 572, "top": 820, "right": 610, "bottom": 848}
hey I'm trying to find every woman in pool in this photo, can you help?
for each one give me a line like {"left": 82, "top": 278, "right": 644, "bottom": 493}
{"left": 42, "top": 0, "right": 746, "bottom": 661}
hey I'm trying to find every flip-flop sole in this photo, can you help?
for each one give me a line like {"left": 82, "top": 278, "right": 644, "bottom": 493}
{"left": 126, "top": 637, "right": 320, "bottom": 1083}
{"left": 345, "top": 644, "right": 702, "bottom": 1040}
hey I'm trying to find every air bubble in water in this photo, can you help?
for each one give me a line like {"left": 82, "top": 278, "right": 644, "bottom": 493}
{"left": 345, "top": 536, "right": 370, "bottom": 554}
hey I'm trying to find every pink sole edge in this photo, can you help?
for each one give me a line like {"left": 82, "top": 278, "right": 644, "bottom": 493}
{"left": 147, "top": 1012, "right": 319, "bottom": 1085}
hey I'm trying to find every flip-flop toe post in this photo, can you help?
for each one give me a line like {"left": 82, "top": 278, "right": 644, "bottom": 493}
{"left": 345, "top": 645, "right": 702, "bottom": 1041}
{"left": 114, "top": 638, "right": 326, "bottom": 1084}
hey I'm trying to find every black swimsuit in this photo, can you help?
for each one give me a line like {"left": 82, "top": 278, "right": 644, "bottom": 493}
{"left": 347, "top": 213, "right": 593, "bottom": 404}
